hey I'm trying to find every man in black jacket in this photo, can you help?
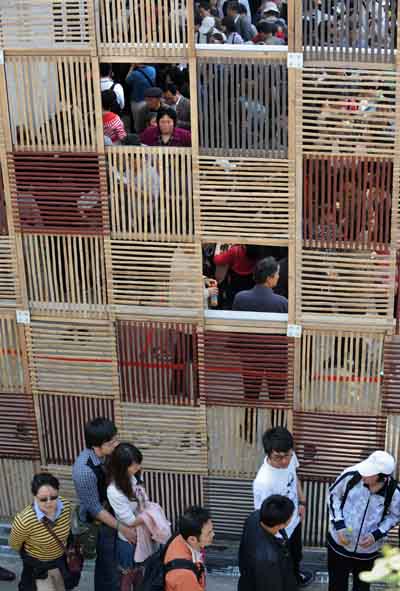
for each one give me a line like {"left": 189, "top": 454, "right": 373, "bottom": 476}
{"left": 238, "top": 495, "right": 298, "bottom": 591}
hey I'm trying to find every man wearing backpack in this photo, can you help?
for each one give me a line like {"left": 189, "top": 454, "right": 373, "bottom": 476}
{"left": 328, "top": 450, "right": 400, "bottom": 591}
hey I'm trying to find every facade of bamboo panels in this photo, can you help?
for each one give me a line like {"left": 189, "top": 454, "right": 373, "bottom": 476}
{"left": 0, "top": 0, "right": 400, "bottom": 548}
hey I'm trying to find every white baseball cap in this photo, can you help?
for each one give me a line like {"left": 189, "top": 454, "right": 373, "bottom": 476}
{"left": 263, "top": 2, "right": 280, "bottom": 14}
{"left": 355, "top": 451, "right": 395, "bottom": 477}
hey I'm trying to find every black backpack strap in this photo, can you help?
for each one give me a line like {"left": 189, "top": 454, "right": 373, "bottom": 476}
{"left": 164, "top": 559, "right": 204, "bottom": 582}
{"left": 340, "top": 472, "right": 362, "bottom": 511}
{"left": 383, "top": 477, "right": 398, "bottom": 518}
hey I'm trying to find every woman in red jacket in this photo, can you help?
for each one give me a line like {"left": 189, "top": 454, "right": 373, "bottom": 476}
{"left": 139, "top": 108, "right": 191, "bottom": 147}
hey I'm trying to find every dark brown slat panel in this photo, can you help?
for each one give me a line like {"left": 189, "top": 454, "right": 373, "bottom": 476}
{"left": 0, "top": 394, "right": 40, "bottom": 459}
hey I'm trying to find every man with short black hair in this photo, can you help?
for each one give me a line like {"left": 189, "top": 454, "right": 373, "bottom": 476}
{"left": 163, "top": 83, "right": 191, "bottom": 129}
{"left": 226, "top": 1, "right": 255, "bottom": 41}
{"left": 239, "top": 495, "right": 298, "bottom": 591}
{"left": 135, "top": 87, "right": 164, "bottom": 133}
{"left": 100, "top": 63, "right": 125, "bottom": 112}
{"left": 164, "top": 506, "right": 214, "bottom": 591}
{"left": 232, "top": 256, "right": 288, "bottom": 313}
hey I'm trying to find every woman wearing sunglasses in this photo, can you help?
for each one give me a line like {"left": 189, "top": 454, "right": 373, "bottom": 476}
{"left": 9, "top": 472, "right": 76, "bottom": 591}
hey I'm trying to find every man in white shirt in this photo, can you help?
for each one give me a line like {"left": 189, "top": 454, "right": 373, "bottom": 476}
{"left": 253, "top": 427, "right": 313, "bottom": 588}
{"left": 100, "top": 63, "right": 125, "bottom": 112}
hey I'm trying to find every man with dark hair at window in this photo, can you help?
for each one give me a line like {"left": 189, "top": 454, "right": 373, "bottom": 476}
{"left": 253, "top": 427, "right": 313, "bottom": 587}
{"left": 72, "top": 418, "right": 137, "bottom": 591}
{"left": 163, "top": 83, "right": 191, "bottom": 130}
{"left": 164, "top": 505, "right": 214, "bottom": 591}
{"left": 226, "top": 1, "right": 255, "bottom": 40}
{"left": 238, "top": 495, "right": 298, "bottom": 591}
{"left": 232, "top": 256, "right": 288, "bottom": 313}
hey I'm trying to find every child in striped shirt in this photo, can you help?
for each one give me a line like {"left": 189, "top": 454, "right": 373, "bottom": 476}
{"left": 102, "top": 89, "right": 127, "bottom": 145}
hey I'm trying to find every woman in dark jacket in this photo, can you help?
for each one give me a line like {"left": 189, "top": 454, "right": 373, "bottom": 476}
{"left": 139, "top": 107, "right": 191, "bottom": 147}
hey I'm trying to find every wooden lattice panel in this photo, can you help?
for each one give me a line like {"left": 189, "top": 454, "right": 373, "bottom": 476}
{"left": 0, "top": 0, "right": 94, "bottom": 49}
{"left": 98, "top": 0, "right": 188, "bottom": 57}
{"left": 294, "top": 411, "right": 386, "bottom": 479}
{"left": 198, "top": 57, "right": 288, "bottom": 157}
{"left": 0, "top": 160, "right": 8, "bottom": 235}
{"left": 302, "top": 480, "right": 330, "bottom": 547}
{"left": 301, "top": 248, "right": 394, "bottom": 320}
{"left": 23, "top": 234, "right": 106, "bottom": 308}
{"left": 302, "top": 0, "right": 397, "bottom": 63}
{"left": 5, "top": 56, "right": 97, "bottom": 152}
{"left": 0, "top": 237, "right": 17, "bottom": 304}
{"left": 107, "top": 147, "right": 193, "bottom": 241}
{"left": 0, "top": 316, "right": 24, "bottom": 393}
{"left": 39, "top": 394, "right": 115, "bottom": 465}
{"left": 301, "top": 330, "right": 384, "bottom": 414}
{"left": 303, "top": 156, "right": 393, "bottom": 250}
{"left": 197, "top": 157, "right": 292, "bottom": 243}
{"left": 302, "top": 68, "right": 397, "bottom": 156}
{"left": 386, "top": 415, "right": 400, "bottom": 481}
{"left": 117, "top": 319, "right": 199, "bottom": 405}
{"left": 0, "top": 394, "right": 40, "bottom": 459}
{"left": 207, "top": 407, "right": 288, "bottom": 479}
{"left": 121, "top": 403, "right": 208, "bottom": 474}
{"left": 110, "top": 241, "right": 202, "bottom": 309}
{"left": 383, "top": 336, "right": 400, "bottom": 413}
{"left": 29, "top": 320, "right": 117, "bottom": 396}
{"left": 200, "top": 331, "right": 294, "bottom": 408}
{"left": 204, "top": 477, "right": 253, "bottom": 540}
{"left": 0, "top": 459, "right": 41, "bottom": 517}
{"left": 10, "top": 152, "right": 109, "bottom": 235}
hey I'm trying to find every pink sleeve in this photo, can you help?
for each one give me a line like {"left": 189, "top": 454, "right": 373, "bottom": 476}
{"left": 115, "top": 117, "right": 127, "bottom": 141}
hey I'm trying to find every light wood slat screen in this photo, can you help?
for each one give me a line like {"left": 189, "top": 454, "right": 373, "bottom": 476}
{"left": 98, "top": 0, "right": 188, "bottom": 57}
{"left": 204, "top": 477, "right": 253, "bottom": 539}
{"left": 294, "top": 411, "right": 386, "bottom": 479}
{"left": 120, "top": 403, "right": 208, "bottom": 474}
{"left": 110, "top": 241, "right": 202, "bottom": 308}
{"left": 117, "top": 319, "right": 199, "bottom": 406}
{"left": 207, "top": 407, "right": 288, "bottom": 478}
{"left": 302, "top": 0, "right": 397, "bottom": 63}
{"left": 0, "top": 0, "right": 94, "bottom": 49}
{"left": 301, "top": 248, "right": 394, "bottom": 320}
{"left": 5, "top": 56, "right": 97, "bottom": 152}
{"left": 301, "top": 330, "right": 384, "bottom": 413}
{"left": 0, "top": 161, "right": 8, "bottom": 236}
{"left": 302, "top": 480, "right": 330, "bottom": 546}
{"left": 0, "top": 459, "right": 41, "bottom": 517}
{"left": 303, "top": 156, "right": 393, "bottom": 250}
{"left": 0, "top": 316, "right": 24, "bottom": 393}
{"left": 386, "top": 415, "right": 400, "bottom": 479}
{"left": 198, "top": 57, "right": 288, "bottom": 157}
{"left": 383, "top": 336, "right": 400, "bottom": 412}
{"left": 23, "top": 235, "right": 107, "bottom": 308}
{"left": 0, "top": 237, "right": 17, "bottom": 304}
{"left": 29, "top": 320, "right": 117, "bottom": 396}
{"left": 302, "top": 68, "right": 397, "bottom": 156}
{"left": 107, "top": 147, "right": 193, "bottom": 241}
{"left": 0, "top": 394, "right": 40, "bottom": 459}
{"left": 197, "top": 157, "right": 292, "bottom": 243}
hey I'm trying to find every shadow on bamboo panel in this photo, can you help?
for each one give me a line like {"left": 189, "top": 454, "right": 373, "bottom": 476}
{"left": 302, "top": 68, "right": 397, "bottom": 156}
{"left": 98, "top": 0, "right": 188, "bottom": 57}
{"left": 10, "top": 153, "right": 109, "bottom": 235}
{"left": 197, "top": 157, "right": 292, "bottom": 243}
{"left": 29, "top": 320, "right": 117, "bottom": 396}
{"left": 23, "top": 234, "right": 107, "bottom": 309}
{"left": 0, "top": 162, "right": 8, "bottom": 235}
{"left": 0, "top": 237, "right": 17, "bottom": 305}
{"left": 0, "top": 394, "right": 40, "bottom": 460}
{"left": 0, "top": 0, "right": 94, "bottom": 49}
{"left": 303, "top": 156, "right": 393, "bottom": 251}
{"left": 302, "top": 0, "right": 397, "bottom": 63}
{"left": 117, "top": 319, "right": 199, "bottom": 405}
{"left": 301, "top": 480, "right": 330, "bottom": 547}
{"left": 0, "top": 316, "right": 24, "bottom": 393}
{"left": 198, "top": 58, "right": 288, "bottom": 157}
{"left": 301, "top": 330, "right": 384, "bottom": 414}
{"left": 107, "top": 147, "right": 193, "bottom": 241}
{"left": 0, "top": 459, "right": 41, "bottom": 517}
{"left": 382, "top": 336, "right": 400, "bottom": 412}
{"left": 5, "top": 56, "right": 97, "bottom": 152}
{"left": 204, "top": 477, "right": 253, "bottom": 540}
{"left": 386, "top": 415, "right": 400, "bottom": 480}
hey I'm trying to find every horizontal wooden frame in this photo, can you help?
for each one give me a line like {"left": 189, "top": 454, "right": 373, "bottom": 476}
{"left": 203, "top": 314, "right": 288, "bottom": 335}
{"left": 0, "top": 458, "right": 41, "bottom": 517}
{"left": 302, "top": 67, "right": 398, "bottom": 157}
{"left": 196, "top": 156, "right": 294, "bottom": 243}
{"left": 0, "top": 315, "right": 25, "bottom": 393}
{"left": 0, "top": 236, "right": 17, "bottom": 305}
{"left": 120, "top": 402, "right": 208, "bottom": 474}
{"left": 107, "top": 147, "right": 194, "bottom": 242}
{"left": 0, "top": 393, "right": 40, "bottom": 460}
{"left": 300, "top": 329, "right": 384, "bottom": 414}
{"left": 204, "top": 476, "right": 253, "bottom": 540}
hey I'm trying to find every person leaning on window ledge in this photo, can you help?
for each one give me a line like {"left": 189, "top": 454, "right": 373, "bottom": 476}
{"left": 139, "top": 108, "right": 191, "bottom": 147}
{"left": 232, "top": 256, "right": 288, "bottom": 313}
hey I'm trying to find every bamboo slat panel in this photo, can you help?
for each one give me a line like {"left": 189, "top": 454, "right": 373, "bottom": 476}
{"left": 301, "top": 248, "right": 394, "bottom": 320}
{"left": 302, "top": 0, "right": 397, "bottom": 63}
{"left": 117, "top": 319, "right": 199, "bottom": 405}
{"left": 207, "top": 407, "right": 288, "bottom": 478}
{"left": 0, "top": 161, "right": 8, "bottom": 235}
{"left": 98, "top": 0, "right": 188, "bottom": 57}
{"left": 10, "top": 152, "right": 109, "bottom": 235}
{"left": 385, "top": 415, "right": 400, "bottom": 480}
{"left": 294, "top": 411, "right": 386, "bottom": 479}
{"left": 110, "top": 241, "right": 202, "bottom": 309}
{"left": 198, "top": 57, "right": 288, "bottom": 157}
{"left": 42, "top": 464, "right": 77, "bottom": 504}
{"left": 0, "top": 459, "right": 41, "bottom": 517}
{"left": 0, "top": 0, "right": 94, "bottom": 49}
{"left": 197, "top": 157, "right": 293, "bottom": 242}
{"left": 0, "top": 394, "right": 40, "bottom": 459}
{"left": 302, "top": 68, "right": 397, "bottom": 156}
{"left": 29, "top": 320, "right": 117, "bottom": 396}
{"left": 396, "top": 251, "right": 400, "bottom": 333}
{"left": 0, "top": 237, "right": 17, "bottom": 304}
{"left": 204, "top": 477, "right": 253, "bottom": 539}
{"left": 301, "top": 330, "right": 384, "bottom": 414}
{"left": 0, "top": 316, "right": 24, "bottom": 393}
{"left": 382, "top": 336, "right": 400, "bottom": 413}
{"left": 303, "top": 156, "right": 393, "bottom": 250}
{"left": 120, "top": 403, "right": 208, "bottom": 474}
{"left": 5, "top": 56, "right": 97, "bottom": 152}
{"left": 302, "top": 480, "right": 330, "bottom": 546}
{"left": 23, "top": 234, "right": 107, "bottom": 307}
{"left": 199, "top": 331, "right": 294, "bottom": 407}
{"left": 107, "top": 148, "right": 193, "bottom": 241}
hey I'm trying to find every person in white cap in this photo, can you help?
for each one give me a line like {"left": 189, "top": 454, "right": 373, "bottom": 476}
{"left": 327, "top": 451, "right": 400, "bottom": 591}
